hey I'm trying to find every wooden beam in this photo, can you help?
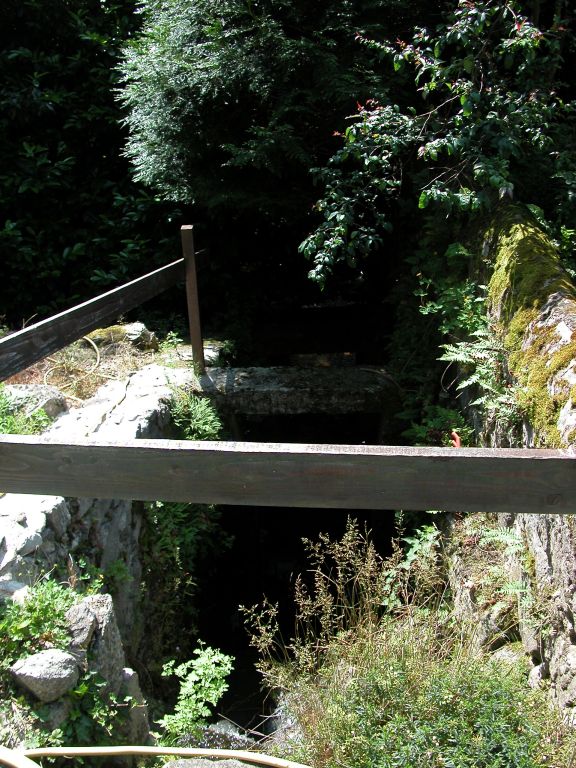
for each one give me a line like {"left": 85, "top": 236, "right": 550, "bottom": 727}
{"left": 0, "top": 258, "right": 188, "bottom": 381}
{"left": 181, "top": 225, "right": 205, "bottom": 374}
{"left": 0, "top": 436, "right": 573, "bottom": 514}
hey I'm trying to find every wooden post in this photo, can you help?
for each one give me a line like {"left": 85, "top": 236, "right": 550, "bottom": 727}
{"left": 181, "top": 225, "right": 206, "bottom": 374}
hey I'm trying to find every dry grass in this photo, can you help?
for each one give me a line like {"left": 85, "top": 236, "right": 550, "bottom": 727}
{"left": 5, "top": 336, "right": 190, "bottom": 403}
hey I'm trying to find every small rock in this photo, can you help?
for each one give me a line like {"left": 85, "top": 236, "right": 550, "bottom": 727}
{"left": 15, "top": 528, "right": 43, "bottom": 557}
{"left": 528, "top": 663, "right": 548, "bottom": 689}
{"left": 66, "top": 599, "right": 98, "bottom": 656}
{"left": 124, "top": 322, "right": 159, "bottom": 351}
{"left": 0, "top": 579, "right": 29, "bottom": 603}
{"left": 87, "top": 323, "right": 158, "bottom": 351}
{"left": 3, "top": 385, "right": 67, "bottom": 419}
{"left": 120, "top": 667, "right": 150, "bottom": 744}
{"left": 491, "top": 644, "right": 526, "bottom": 667}
{"left": 10, "top": 649, "right": 79, "bottom": 702}
{"left": 41, "top": 699, "right": 73, "bottom": 731}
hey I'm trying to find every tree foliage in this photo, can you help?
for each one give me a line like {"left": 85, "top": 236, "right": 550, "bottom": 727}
{"left": 299, "top": 0, "right": 576, "bottom": 285}
{"left": 118, "top": 0, "right": 432, "bottom": 229}
{"left": 0, "top": 0, "right": 180, "bottom": 323}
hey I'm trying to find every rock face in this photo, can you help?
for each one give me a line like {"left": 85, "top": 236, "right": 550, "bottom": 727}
{"left": 485, "top": 206, "right": 576, "bottom": 448}
{"left": 0, "top": 364, "right": 194, "bottom": 648}
{"left": 460, "top": 206, "right": 576, "bottom": 710}
{"left": 10, "top": 649, "right": 79, "bottom": 702}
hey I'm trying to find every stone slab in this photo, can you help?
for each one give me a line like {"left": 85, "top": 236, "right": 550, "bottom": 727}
{"left": 196, "top": 366, "right": 400, "bottom": 415}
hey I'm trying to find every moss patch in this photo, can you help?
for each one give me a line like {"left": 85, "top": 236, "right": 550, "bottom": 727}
{"left": 487, "top": 210, "right": 575, "bottom": 323}
{"left": 486, "top": 206, "right": 576, "bottom": 447}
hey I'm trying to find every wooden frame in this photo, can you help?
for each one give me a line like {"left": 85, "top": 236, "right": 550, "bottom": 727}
{"left": 0, "top": 230, "right": 205, "bottom": 381}
{"left": 0, "top": 435, "right": 573, "bottom": 514}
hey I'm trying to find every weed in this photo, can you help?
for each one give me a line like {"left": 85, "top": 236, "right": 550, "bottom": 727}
{"left": 159, "top": 330, "right": 184, "bottom": 352}
{"left": 35, "top": 671, "right": 125, "bottom": 747}
{"left": 0, "top": 384, "right": 52, "bottom": 435}
{"left": 157, "top": 644, "right": 234, "bottom": 746}
{"left": 245, "top": 520, "right": 576, "bottom": 768}
{"left": 138, "top": 501, "right": 231, "bottom": 671}
{"left": 0, "top": 578, "right": 76, "bottom": 669}
{"left": 452, "top": 514, "right": 528, "bottom": 613}
{"left": 243, "top": 519, "right": 445, "bottom": 679}
{"left": 170, "top": 389, "right": 223, "bottom": 441}
{"left": 402, "top": 404, "right": 475, "bottom": 446}
{"left": 440, "top": 325, "right": 524, "bottom": 444}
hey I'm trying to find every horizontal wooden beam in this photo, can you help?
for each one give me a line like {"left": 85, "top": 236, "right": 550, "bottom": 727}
{"left": 0, "top": 257, "right": 191, "bottom": 381}
{"left": 0, "top": 436, "right": 573, "bottom": 514}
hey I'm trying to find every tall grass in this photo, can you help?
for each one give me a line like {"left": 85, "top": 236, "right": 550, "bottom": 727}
{"left": 245, "top": 519, "right": 575, "bottom": 768}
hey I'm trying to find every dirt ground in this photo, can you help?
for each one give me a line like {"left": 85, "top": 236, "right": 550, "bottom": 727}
{"left": 5, "top": 329, "right": 192, "bottom": 405}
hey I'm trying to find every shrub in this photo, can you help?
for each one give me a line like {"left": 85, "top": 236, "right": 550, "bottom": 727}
{"left": 157, "top": 645, "right": 234, "bottom": 746}
{"left": 0, "top": 579, "right": 76, "bottom": 669}
{"left": 246, "top": 519, "right": 576, "bottom": 768}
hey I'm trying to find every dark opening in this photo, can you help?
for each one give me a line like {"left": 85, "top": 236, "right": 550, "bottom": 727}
{"left": 193, "top": 412, "right": 399, "bottom": 729}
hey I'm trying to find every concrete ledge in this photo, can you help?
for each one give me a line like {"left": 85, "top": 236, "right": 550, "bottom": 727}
{"left": 196, "top": 366, "right": 401, "bottom": 415}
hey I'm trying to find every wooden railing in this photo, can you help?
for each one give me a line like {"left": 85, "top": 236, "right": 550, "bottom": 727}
{"left": 0, "top": 225, "right": 574, "bottom": 515}
{"left": 0, "top": 435, "right": 573, "bottom": 514}
{"left": 0, "top": 225, "right": 205, "bottom": 381}
{"left": 0, "top": 745, "right": 310, "bottom": 768}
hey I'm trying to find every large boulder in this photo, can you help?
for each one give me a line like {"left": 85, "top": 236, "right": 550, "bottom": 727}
{"left": 10, "top": 649, "right": 79, "bottom": 702}
{"left": 86, "top": 322, "right": 158, "bottom": 351}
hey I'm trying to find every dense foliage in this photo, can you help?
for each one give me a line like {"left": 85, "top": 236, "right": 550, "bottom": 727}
{"left": 246, "top": 520, "right": 576, "bottom": 768}
{"left": 300, "top": 0, "right": 576, "bottom": 286}
{"left": 118, "top": 0, "right": 434, "bottom": 253}
{"left": 0, "top": 384, "right": 52, "bottom": 434}
{"left": 0, "top": 0, "right": 180, "bottom": 323}
{"left": 0, "top": 579, "right": 127, "bottom": 752}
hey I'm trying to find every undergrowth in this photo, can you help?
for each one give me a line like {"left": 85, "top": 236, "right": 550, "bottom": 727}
{"left": 0, "top": 577, "right": 129, "bottom": 753}
{"left": 139, "top": 389, "right": 230, "bottom": 676}
{"left": 244, "top": 519, "right": 576, "bottom": 768}
{"left": 170, "top": 389, "right": 224, "bottom": 441}
{"left": 157, "top": 645, "right": 234, "bottom": 746}
{"left": 0, "top": 384, "right": 52, "bottom": 435}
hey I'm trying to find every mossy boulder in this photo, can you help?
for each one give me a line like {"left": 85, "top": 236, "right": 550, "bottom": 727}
{"left": 484, "top": 206, "right": 576, "bottom": 447}
{"left": 86, "top": 322, "right": 159, "bottom": 351}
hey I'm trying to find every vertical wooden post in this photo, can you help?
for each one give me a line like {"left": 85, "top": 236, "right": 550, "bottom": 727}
{"left": 181, "top": 225, "right": 206, "bottom": 375}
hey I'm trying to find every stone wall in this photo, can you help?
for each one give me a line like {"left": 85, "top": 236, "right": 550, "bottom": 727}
{"left": 0, "top": 364, "right": 196, "bottom": 745}
{"left": 465, "top": 205, "right": 576, "bottom": 710}
{"left": 0, "top": 364, "right": 194, "bottom": 645}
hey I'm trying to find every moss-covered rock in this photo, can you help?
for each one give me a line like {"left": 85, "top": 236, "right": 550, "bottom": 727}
{"left": 484, "top": 206, "right": 576, "bottom": 447}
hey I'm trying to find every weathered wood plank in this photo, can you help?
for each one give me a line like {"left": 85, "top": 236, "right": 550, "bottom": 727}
{"left": 0, "top": 436, "right": 573, "bottom": 514}
{"left": 182, "top": 225, "right": 205, "bottom": 374}
{"left": 0, "top": 258, "right": 188, "bottom": 381}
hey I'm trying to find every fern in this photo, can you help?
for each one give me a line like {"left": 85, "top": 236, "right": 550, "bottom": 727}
{"left": 440, "top": 326, "right": 523, "bottom": 440}
{"left": 479, "top": 526, "right": 523, "bottom": 556}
